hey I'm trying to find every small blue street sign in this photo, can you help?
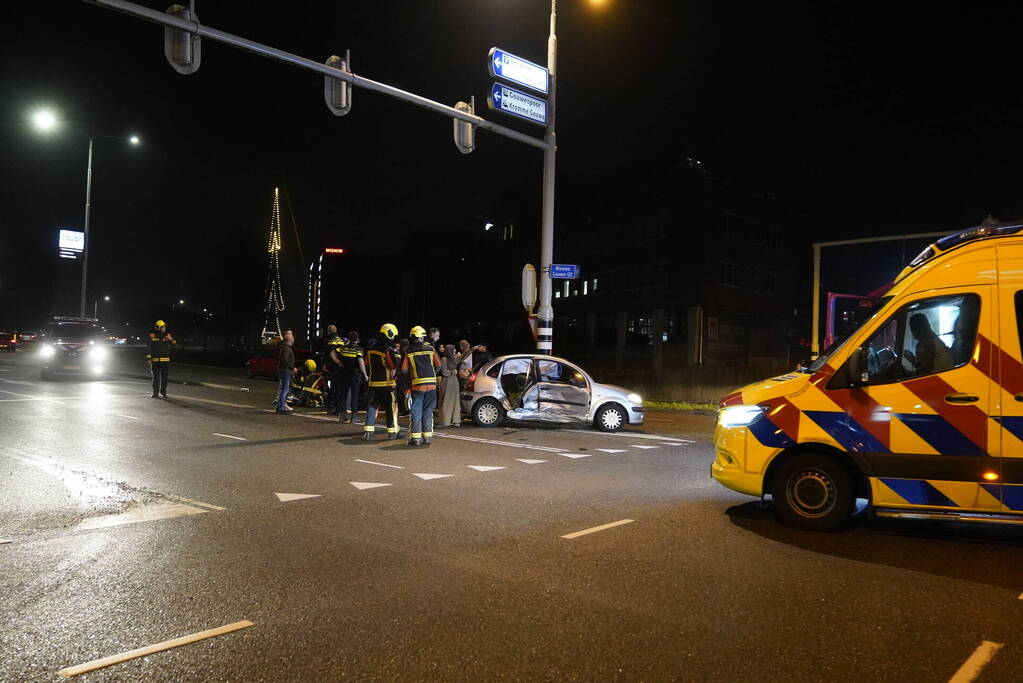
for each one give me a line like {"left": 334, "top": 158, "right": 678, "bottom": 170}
{"left": 487, "top": 83, "right": 548, "bottom": 127}
{"left": 488, "top": 47, "right": 549, "bottom": 95}
{"left": 550, "top": 264, "right": 581, "bottom": 280}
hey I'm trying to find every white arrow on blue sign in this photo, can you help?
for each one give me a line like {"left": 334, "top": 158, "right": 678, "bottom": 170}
{"left": 550, "top": 264, "right": 581, "bottom": 280}
{"left": 487, "top": 83, "right": 548, "bottom": 127}
{"left": 488, "top": 47, "right": 549, "bottom": 95}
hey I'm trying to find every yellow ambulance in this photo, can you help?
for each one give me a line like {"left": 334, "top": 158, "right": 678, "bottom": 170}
{"left": 712, "top": 221, "right": 1023, "bottom": 530}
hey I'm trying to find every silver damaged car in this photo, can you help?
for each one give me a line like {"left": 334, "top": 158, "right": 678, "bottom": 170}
{"left": 460, "top": 355, "right": 645, "bottom": 432}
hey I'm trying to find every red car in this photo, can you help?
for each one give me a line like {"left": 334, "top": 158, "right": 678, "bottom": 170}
{"left": 246, "top": 347, "right": 314, "bottom": 378}
{"left": 0, "top": 331, "right": 16, "bottom": 353}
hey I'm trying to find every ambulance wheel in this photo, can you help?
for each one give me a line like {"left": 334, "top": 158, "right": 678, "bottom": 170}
{"left": 772, "top": 453, "right": 854, "bottom": 531}
{"left": 472, "top": 398, "right": 505, "bottom": 427}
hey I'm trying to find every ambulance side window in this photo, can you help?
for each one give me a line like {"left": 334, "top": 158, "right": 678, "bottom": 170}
{"left": 1016, "top": 291, "right": 1023, "bottom": 351}
{"left": 843, "top": 293, "right": 980, "bottom": 386}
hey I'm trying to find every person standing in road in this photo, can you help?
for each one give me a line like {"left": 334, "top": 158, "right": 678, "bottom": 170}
{"left": 362, "top": 324, "right": 401, "bottom": 440}
{"left": 146, "top": 320, "right": 176, "bottom": 398}
{"left": 437, "top": 344, "right": 463, "bottom": 428}
{"left": 456, "top": 339, "right": 474, "bottom": 392}
{"left": 471, "top": 341, "right": 492, "bottom": 372}
{"left": 395, "top": 337, "right": 411, "bottom": 415}
{"left": 402, "top": 326, "right": 441, "bottom": 447}
{"left": 324, "top": 325, "right": 344, "bottom": 414}
{"left": 276, "top": 329, "right": 297, "bottom": 414}
{"left": 428, "top": 327, "right": 442, "bottom": 354}
{"left": 337, "top": 331, "right": 368, "bottom": 423}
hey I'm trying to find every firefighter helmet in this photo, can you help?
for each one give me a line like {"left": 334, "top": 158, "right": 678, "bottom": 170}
{"left": 154, "top": 320, "right": 166, "bottom": 329}
{"left": 304, "top": 359, "right": 317, "bottom": 372}
{"left": 379, "top": 323, "right": 398, "bottom": 340}
{"left": 410, "top": 325, "right": 426, "bottom": 341}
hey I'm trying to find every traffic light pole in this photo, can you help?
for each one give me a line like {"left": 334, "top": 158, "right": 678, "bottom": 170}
{"left": 84, "top": 0, "right": 560, "bottom": 348}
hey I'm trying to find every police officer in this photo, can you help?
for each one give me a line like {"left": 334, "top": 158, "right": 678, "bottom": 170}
{"left": 324, "top": 325, "right": 344, "bottom": 414}
{"left": 146, "top": 320, "right": 176, "bottom": 398}
{"left": 401, "top": 325, "right": 441, "bottom": 447}
{"left": 362, "top": 324, "right": 401, "bottom": 440}
{"left": 336, "top": 331, "right": 367, "bottom": 423}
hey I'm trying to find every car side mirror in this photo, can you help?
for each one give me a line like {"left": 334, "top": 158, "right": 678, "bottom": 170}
{"left": 847, "top": 347, "right": 869, "bottom": 387}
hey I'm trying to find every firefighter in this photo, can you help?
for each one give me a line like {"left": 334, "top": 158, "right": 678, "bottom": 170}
{"left": 362, "top": 323, "right": 401, "bottom": 440}
{"left": 336, "top": 330, "right": 367, "bottom": 423}
{"left": 401, "top": 325, "right": 441, "bottom": 447}
{"left": 324, "top": 325, "right": 344, "bottom": 414}
{"left": 146, "top": 320, "right": 176, "bottom": 398}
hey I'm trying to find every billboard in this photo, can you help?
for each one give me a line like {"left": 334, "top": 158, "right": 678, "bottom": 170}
{"left": 58, "top": 229, "right": 84, "bottom": 260}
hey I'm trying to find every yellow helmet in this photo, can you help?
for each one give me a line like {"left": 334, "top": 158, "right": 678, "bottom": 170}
{"left": 410, "top": 325, "right": 426, "bottom": 340}
{"left": 304, "top": 359, "right": 317, "bottom": 372}
{"left": 379, "top": 323, "right": 398, "bottom": 340}
{"left": 154, "top": 320, "right": 166, "bottom": 329}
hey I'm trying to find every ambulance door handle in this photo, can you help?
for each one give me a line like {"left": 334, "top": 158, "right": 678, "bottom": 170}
{"left": 944, "top": 393, "right": 979, "bottom": 404}
{"left": 1015, "top": 393, "right": 1023, "bottom": 403}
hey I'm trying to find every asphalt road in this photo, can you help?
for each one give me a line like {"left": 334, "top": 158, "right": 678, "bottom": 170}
{"left": 1, "top": 350, "right": 1022, "bottom": 682}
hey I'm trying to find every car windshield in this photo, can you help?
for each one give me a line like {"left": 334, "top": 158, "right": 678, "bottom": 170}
{"left": 806, "top": 295, "right": 893, "bottom": 373}
{"left": 49, "top": 323, "right": 102, "bottom": 341}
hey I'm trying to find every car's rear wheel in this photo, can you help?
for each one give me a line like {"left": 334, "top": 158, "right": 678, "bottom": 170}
{"left": 594, "top": 403, "right": 626, "bottom": 432}
{"left": 472, "top": 398, "right": 505, "bottom": 427}
{"left": 772, "top": 452, "right": 854, "bottom": 531}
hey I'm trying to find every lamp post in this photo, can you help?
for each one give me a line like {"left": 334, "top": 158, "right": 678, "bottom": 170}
{"left": 93, "top": 295, "right": 110, "bottom": 319}
{"left": 535, "top": 0, "right": 558, "bottom": 353}
{"left": 30, "top": 109, "right": 140, "bottom": 318}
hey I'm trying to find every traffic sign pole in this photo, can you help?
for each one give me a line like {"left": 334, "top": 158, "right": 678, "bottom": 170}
{"left": 536, "top": 0, "right": 557, "bottom": 353}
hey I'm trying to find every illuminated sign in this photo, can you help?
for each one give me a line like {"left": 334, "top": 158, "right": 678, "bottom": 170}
{"left": 58, "top": 229, "right": 85, "bottom": 260}
{"left": 324, "top": 248, "right": 345, "bottom": 254}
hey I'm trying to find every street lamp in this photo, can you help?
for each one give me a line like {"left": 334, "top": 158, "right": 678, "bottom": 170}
{"left": 93, "top": 295, "right": 110, "bottom": 319}
{"left": 30, "top": 108, "right": 141, "bottom": 318}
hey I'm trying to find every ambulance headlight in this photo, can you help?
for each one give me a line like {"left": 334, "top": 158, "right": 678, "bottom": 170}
{"left": 40, "top": 344, "right": 55, "bottom": 358}
{"left": 718, "top": 404, "right": 767, "bottom": 428}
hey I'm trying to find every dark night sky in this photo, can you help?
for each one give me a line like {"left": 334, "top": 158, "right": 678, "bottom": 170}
{"left": 3, "top": 1, "right": 1023, "bottom": 331}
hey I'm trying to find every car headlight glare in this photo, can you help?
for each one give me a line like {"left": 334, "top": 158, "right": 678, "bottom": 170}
{"left": 718, "top": 404, "right": 767, "bottom": 428}
{"left": 90, "top": 346, "right": 108, "bottom": 361}
{"left": 626, "top": 393, "right": 642, "bottom": 404}
{"left": 40, "top": 345, "right": 55, "bottom": 358}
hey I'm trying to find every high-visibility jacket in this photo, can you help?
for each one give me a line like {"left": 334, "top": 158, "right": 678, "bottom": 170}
{"left": 403, "top": 342, "right": 440, "bottom": 389}
{"left": 340, "top": 341, "right": 364, "bottom": 374}
{"left": 366, "top": 343, "right": 396, "bottom": 387}
{"left": 146, "top": 331, "right": 176, "bottom": 362}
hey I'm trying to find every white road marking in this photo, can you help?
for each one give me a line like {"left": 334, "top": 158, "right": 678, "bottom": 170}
{"left": 413, "top": 473, "right": 453, "bottom": 480}
{"left": 77, "top": 502, "right": 207, "bottom": 531}
{"left": 560, "top": 453, "right": 592, "bottom": 459}
{"left": 564, "top": 429, "right": 694, "bottom": 443}
{"left": 515, "top": 459, "right": 548, "bottom": 464}
{"left": 57, "top": 620, "right": 255, "bottom": 677}
{"left": 213, "top": 433, "right": 247, "bottom": 441}
{"left": 274, "top": 492, "right": 321, "bottom": 502}
{"left": 171, "top": 496, "right": 226, "bottom": 511}
{"left": 0, "top": 539, "right": 12, "bottom": 545}
{"left": 467, "top": 465, "right": 507, "bottom": 472}
{"left": 561, "top": 518, "right": 635, "bottom": 539}
{"left": 596, "top": 448, "right": 627, "bottom": 454}
{"left": 115, "top": 414, "right": 141, "bottom": 420}
{"left": 179, "top": 396, "right": 257, "bottom": 409}
{"left": 355, "top": 459, "right": 404, "bottom": 469}
{"left": 630, "top": 445, "right": 659, "bottom": 449}
{"left": 660, "top": 442, "right": 686, "bottom": 446}
{"left": 434, "top": 432, "right": 567, "bottom": 453}
{"left": 0, "top": 389, "right": 149, "bottom": 402}
{"left": 349, "top": 481, "right": 392, "bottom": 490}
{"left": 949, "top": 641, "right": 1004, "bottom": 683}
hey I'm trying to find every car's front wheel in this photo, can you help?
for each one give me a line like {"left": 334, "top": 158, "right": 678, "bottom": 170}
{"left": 594, "top": 403, "right": 626, "bottom": 432}
{"left": 771, "top": 452, "right": 855, "bottom": 531}
{"left": 472, "top": 398, "right": 505, "bottom": 427}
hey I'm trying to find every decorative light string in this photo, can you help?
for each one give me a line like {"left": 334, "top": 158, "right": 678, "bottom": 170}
{"left": 261, "top": 187, "right": 285, "bottom": 339}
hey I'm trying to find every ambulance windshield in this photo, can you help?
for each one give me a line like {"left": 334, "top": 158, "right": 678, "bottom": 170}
{"left": 806, "top": 295, "right": 893, "bottom": 373}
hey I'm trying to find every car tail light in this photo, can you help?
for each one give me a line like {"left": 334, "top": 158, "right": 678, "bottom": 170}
{"left": 467, "top": 372, "right": 477, "bottom": 392}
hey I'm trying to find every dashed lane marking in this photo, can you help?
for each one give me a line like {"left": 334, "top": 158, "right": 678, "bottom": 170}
{"left": 349, "top": 481, "right": 392, "bottom": 490}
{"left": 949, "top": 641, "right": 1003, "bottom": 683}
{"left": 274, "top": 492, "right": 321, "bottom": 502}
{"left": 0, "top": 389, "right": 151, "bottom": 402}
{"left": 629, "top": 445, "right": 659, "bottom": 449}
{"left": 564, "top": 429, "right": 694, "bottom": 444}
{"left": 171, "top": 496, "right": 226, "bottom": 511}
{"left": 435, "top": 432, "right": 567, "bottom": 453}
{"left": 115, "top": 414, "right": 141, "bottom": 420}
{"left": 660, "top": 442, "right": 687, "bottom": 446}
{"left": 559, "top": 453, "right": 592, "bottom": 459}
{"left": 413, "top": 473, "right": 453, "bottom": 480}
{"left": 213, "top": 433, "right": 247, "bottom": 441}
{"left": 596, "top": 449, "right": 627, "bottom": 454}
{"left": 176, "top": 396, "right": 257, "bottom": 409}
{"left": 56, "top": 620, "right": 255, "bottom": 677}
{"left": 561, "top": 518, "right": 635, "bottom": 540}
{"left": 515, "top": 459, "right": 548, "bottom": 464}
{"left": 467, "top": 465, "right": 506, "bottom": 472}
{"left": 355, "top": 459, "right": 404, "bottom": 469}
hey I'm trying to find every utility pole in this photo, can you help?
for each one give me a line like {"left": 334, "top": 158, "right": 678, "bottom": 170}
{"left": 80, "top": 137, "right": 94, "bottom": 318}
{"left": 536, "top": 0, "right": 557, "bottom": 353}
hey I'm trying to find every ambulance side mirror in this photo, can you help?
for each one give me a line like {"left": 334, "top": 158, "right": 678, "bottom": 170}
{"left": 847, "top": 347, "right": 870, "bottom": 387}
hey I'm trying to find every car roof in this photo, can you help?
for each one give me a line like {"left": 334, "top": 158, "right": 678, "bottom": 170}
{"left": 490, "top": 353, "right": 581, "bottom": 366}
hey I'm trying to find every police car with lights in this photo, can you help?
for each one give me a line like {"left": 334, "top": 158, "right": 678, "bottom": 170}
{"left": 38, "top": 317, "right": 110, "bottom": 380}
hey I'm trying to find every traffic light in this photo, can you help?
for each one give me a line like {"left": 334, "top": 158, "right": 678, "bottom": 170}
{"left": 324, "top": 53, "right": 352, "bottom": 117}
{"left": 163, "top": 4, "right": 201, "bottom": 75}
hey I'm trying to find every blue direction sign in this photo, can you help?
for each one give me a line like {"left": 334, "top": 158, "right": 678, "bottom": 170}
{"left": 488, "top": 83, "right": 548, "bottom": 127}
{"left": 488, "top": 47, "right": 549, "bottom": 95}
{"left": 550, "top": 264, "right": 581, "bottom": 280}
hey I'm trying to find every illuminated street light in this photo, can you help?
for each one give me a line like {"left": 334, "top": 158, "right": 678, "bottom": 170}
{"left": 129, "top": 135, "right": 140, "bottom": 145}
{"left": 31, "top": 108, "right": 58, "bottom": 132}
{"left": 179, "top": 299, "right": 185, "bottom": 305}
